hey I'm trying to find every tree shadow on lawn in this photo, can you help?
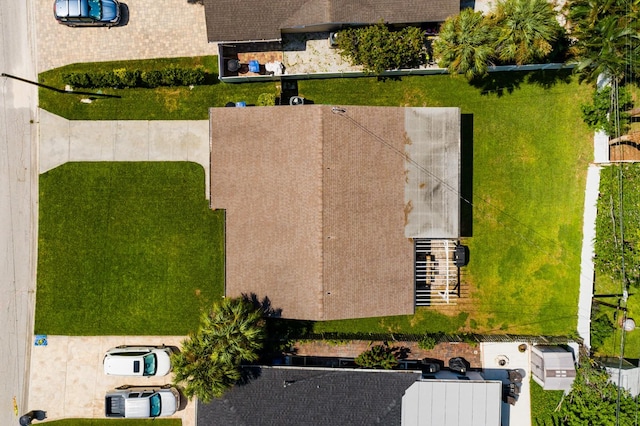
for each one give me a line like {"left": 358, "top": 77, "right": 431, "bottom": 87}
{"left": 470, "top": 68, "right": 574, "bottom": 96}
{"left": 242, "top": 293, "right": 315, "bottom": 359}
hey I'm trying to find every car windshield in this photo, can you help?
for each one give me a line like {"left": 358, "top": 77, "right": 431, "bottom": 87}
{"left": 149, "top": 393, "right": 161, "bottom": 417}
{"left": 87, "top": 0, "right": 102, "bottom": 19}
{"left": 143, "top": 353, "right": 157, "bottom": 376}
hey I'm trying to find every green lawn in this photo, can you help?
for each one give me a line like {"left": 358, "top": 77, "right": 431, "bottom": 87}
{"left": 301, "top": 71, "right": 592, "bottom": 335}
{"left": 37, "top": 60, "right": 593, "bottom": 337}
{"left": 38, "top": 56, "right": 278, "bottom": 120}
{"left": 35, "top": 162, "right": 224, "bottom": 335}
{"left": 40, "top": 420, "right": 180, "bottom": 426}
{"left": 530, "top": 378, "right": 564, "bottom": 425}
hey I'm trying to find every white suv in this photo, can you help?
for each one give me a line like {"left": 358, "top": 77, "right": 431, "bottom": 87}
{"left": 103, "top": 346, "right": 173, "bottom": 377}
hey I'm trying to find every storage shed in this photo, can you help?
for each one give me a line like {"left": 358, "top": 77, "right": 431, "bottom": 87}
{"left": 530, "top": 346, "right": 576, "bottom": 391}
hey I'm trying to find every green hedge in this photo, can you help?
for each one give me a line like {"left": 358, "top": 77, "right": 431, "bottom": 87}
{"left": 62, "top": 66, "right": 205, "bottom": 89}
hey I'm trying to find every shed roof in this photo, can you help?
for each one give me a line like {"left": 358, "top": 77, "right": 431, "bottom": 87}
{"left": 600, "top": 357, "right": 640, "bottom": 397}
{"left": 203, "top": 0, "right": 460, "bottom": 42}
{"left": 531, "top": 346, "right": 576, "bottom": 391}
{"left": 401, "top": 380, "right": 502, "bottom": 426}
{"left": 198, "top": 366, "right": 420, "bottom": 425}
{"left": 210, "top": 105, "right": 460, "bottom": 320}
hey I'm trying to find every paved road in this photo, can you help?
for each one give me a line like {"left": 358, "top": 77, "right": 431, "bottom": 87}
{"left": 0, "top": 0, "right": 38, "bottom": 423}
{"left": 37, "top": 0, "right": 218, "bottom": 72}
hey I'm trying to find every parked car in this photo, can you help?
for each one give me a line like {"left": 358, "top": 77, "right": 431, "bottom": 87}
{"left": 103, "top": 346, "right": 173, "bottom": 377}
{"left": 54, "top": 0, "right": 121, "bottom": 27}
{"left": 105, "top": 385, "right": 180, "bottom": 418}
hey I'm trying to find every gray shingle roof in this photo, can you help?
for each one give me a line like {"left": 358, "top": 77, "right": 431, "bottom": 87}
{"left": 197, "top": 367, "right": 420, "bottom": 426}
{"left": 203, "top": 0, "right": 460, "bottom": 42}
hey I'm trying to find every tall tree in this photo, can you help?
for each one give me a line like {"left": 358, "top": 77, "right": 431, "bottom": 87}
{"left": 489, "top": 0, "right": 564, "bottom": 64}
{"left": 433, "top": 8, "right": 496, "bottom": 80}
{"left": 559, "top": 359, "right": 636, "bottom": 425}
{"left": 565, "top": 0, "right": 640, "bottom": 84}
{"left": 172, "top": 297, "right": 265, "bottom": 402}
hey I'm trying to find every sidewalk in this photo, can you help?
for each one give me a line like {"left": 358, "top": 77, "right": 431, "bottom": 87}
{"left": 38, "top": 109, "right": 211, "bottom": 199}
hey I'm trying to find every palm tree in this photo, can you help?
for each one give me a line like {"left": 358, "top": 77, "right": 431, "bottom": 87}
{"left": 565, "top": 0, "right": 640, "bottom": 84}
{"left": 489, "top": 0, "right": 564, "bottom": 65}
{"left": 172, "top": 297, "right": 265, "bottom": 402}
{"left": 433, "top": 8, "right": 496, "bottom": 80}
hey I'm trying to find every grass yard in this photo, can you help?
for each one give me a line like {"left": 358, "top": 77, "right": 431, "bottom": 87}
{"left": 38, "top": 56, "right": 278, "bottom": 120}
{"left": 530, "top": 378, "right": 564, "bottom": 425}
{"left": 301, "top": 70, "right": 593, "bottom": 335}
{"left": 35, "top": 162, "right": 224, "bottom": 335}
{"left": 38, "top": 60, "right": 593, "bottom": 337}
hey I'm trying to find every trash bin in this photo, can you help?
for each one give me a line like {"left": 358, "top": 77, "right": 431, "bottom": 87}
{"left": 290, "top": 96, "right": 304, "bottom": 106}
{"left": 19, "top": 410, "right": 46, "bottom": 425}
{"left": 248, "top": 60, "right": 260, "bottom": 73}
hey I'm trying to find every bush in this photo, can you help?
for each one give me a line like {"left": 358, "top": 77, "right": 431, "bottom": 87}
{"left": 418, "top": 334, "right": 438, "bottom": 350}
{"left": 141, "top": 70, "right": 162, "bottom": 88}
{"left": 581, "top": 86, "right": 633, "bottom": 137}
{"left": 591, "top": 313, "right": 615, "bottom": 351}
{"left": 113, "top": 68, "right": 141, "bottom": 88}
{"left": 257, "top": 92, "right": 277, "bottom": 106}
{"left": 62, "top": 72, "right": 90, "bottom": 88}
{"left": 61, "top": 66, "right": 205, "bottom": 89}
{"left": 354, "top": 344, "right": 398, "bottom": 369}
{"left": 337, "top": 22, "right": 427, "bottom": 74}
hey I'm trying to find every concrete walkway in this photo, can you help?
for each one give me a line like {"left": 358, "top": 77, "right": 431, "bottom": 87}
{"left": 577, "top": 165, "right": 600, "bottom": 348}
{"left": 38, "top": 109, "right": 211, "bottom": 199}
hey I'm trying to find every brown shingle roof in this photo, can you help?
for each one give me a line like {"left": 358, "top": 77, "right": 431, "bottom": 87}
{"left": 203, "top": 0, "right": 460, "bottom": 43}
{"left": 210, "top": 105, "right": 419, "bottom": 320}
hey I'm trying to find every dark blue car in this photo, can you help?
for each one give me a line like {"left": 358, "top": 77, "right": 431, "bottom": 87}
{"left": 54, "top": 0, "right": 120, "bottom": 27}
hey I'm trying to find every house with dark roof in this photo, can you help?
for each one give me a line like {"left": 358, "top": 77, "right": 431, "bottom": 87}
{"left": 202, "top": 0, "right": 460, "bottom": 43}
{"left": 197, "top": 366, "right": 503, "bottom": 426}
{"left": 209, "top": 105, "right": 462, "bottom": 320}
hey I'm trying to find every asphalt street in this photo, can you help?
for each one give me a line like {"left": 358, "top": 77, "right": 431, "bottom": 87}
{"left": 0, "top": 0, "right": 38, "bottom": 423}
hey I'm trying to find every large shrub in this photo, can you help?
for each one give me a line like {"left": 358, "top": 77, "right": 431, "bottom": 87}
{"left": 62, "top": 66, "right": 205, "bottom": 89}
{"left": 337, "top": 22, "right": 427, "bottom": 74}
{"left": 581, "top": 85, "right": 633, "bottom": 137}
{"left": 354, "top": 344, "right": 399, "bottom": 369}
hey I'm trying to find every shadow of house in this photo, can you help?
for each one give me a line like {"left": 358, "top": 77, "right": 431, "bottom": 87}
{"left": 209, "top": 106, "right": 464, "bottom": 320}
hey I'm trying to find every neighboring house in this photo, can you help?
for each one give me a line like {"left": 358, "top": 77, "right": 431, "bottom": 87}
{"left": 202, "top": 0, "right": 460, "bottom": 43}
{"left": 197, "top": 366, "right": 503, "bottom": 426}
{"left": 209, "top": 105, "right": 462, "bottom": 320}
{"left": 530, "top": 345, "right": 576, "bottom": 391}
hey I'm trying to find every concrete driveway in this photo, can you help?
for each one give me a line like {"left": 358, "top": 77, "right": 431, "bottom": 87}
{"left": 37, "top": 0, "right": 218, "bottom": 72}
{"left": 28, "top": 335, "right": 195, "bottom": 424}
{"left": 38, "top": 109, "right": 210, "bottom": 198}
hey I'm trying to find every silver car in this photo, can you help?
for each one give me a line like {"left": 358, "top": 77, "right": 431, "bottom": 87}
{"left": 105, "top": 385, "right": 180, "bottom": 418}
{"left": 103, "top": 346, "right": 173, "bottom": 377}
{"left": 54, "top": 0, "right": 121, "bottom": 27}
